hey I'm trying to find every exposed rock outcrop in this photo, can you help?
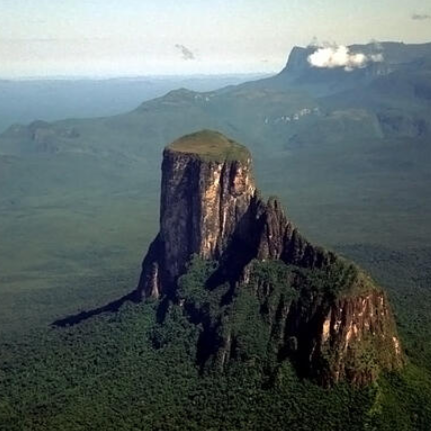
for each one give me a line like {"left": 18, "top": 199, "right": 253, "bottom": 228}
{"left": 138, "top": 130, "right": 255, "bottom": 298}
{"left": 137, "top": 129, "right": 403, "bottom": 385}
{"left": 284, "top": 272, "right": 402, "bottom": 386}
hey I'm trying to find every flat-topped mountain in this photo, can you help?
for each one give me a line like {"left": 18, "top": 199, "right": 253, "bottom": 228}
{"left": 167, "top": 129, "right": 250, "bottom": 161}
{"left": 138, "top": 130, "right": 255, "bottom": 297}
{"left": 1, "top": 43, "right": 431, "bottom": 430}
{"left": 1, "top": 42, "right": 429, "bottom": 169}
{"left": 137, "top": 130, "right": 403, "bottom": 386}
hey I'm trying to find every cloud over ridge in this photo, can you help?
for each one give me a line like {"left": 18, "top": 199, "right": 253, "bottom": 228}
{"left": 307, "top": 45, "right": 383, "bottom": 72}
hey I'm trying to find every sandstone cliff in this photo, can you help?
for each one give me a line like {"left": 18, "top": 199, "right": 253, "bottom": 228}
{"left": 137, "top": 129, "right": 403, "bottom": 385}
{"left": 138, "top": 130, "right": 255, "bottom": 298}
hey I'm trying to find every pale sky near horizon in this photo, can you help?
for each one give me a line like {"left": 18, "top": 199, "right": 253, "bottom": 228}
{"left": 1, "top": 0, "right": 431, "bottom": 78}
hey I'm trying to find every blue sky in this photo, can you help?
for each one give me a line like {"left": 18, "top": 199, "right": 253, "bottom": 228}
{"left": 1, "top": 0, "right": 430, "bottom": 77}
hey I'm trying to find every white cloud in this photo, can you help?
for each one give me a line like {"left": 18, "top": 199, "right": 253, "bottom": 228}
{"left": 307, "top": 45, "right": 383, "bottom": 72}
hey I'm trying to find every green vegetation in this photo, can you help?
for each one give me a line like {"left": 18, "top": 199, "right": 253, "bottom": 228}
{"left": 1, "top": 42, "right": 431, "bottom": 429}
{"left": 1, "top": 133, "right": 430, "bottom": 429}
{"left": 167, "top": 129, "right": 251, "bottom": 162}
{"left": 2, "top": 252, "right": 431, "bottom": 430}
{"left": 0, "top": 299, "right": 375, "bottom": 431}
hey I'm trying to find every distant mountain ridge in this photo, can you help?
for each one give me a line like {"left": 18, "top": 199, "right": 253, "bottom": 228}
{"left": 243, "top": 41, "right": 431, "bottom": 98}
{"left": 282, "top": 42, "right": 431, "bottom": 73}
{"left": 1, "top": 41, "right": 430, "bottom": 162}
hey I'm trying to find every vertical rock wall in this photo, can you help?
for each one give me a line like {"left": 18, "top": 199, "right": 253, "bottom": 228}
{"left": 138, "top": 131, "right": 255, "bottom": 298}
{"left": 160, "top": 148, "right": 255, "bottom": 284}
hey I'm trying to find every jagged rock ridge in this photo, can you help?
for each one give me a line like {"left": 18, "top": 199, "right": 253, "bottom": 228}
{"left": 137, "top": 129, "right": 403, "bottom": 386}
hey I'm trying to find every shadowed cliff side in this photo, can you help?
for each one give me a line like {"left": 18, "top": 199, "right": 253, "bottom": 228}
{"left": 137, "top": 129, "right": 403, "bottom": 386}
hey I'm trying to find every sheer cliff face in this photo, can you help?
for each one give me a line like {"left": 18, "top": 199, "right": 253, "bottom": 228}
{"left": 138, "top": 130, "right": 403, "bottom": 385}
{"left": 319, "top": 290, "right": 402, "bottom": 385}
{"left": 286, "top": 276, "right": 403, "bottom": 386}
{"left": 160, "top": 148, "right": 255, "bottom": 285}
{"left": 138, "top": 130, "right": 255, "bottom": 298}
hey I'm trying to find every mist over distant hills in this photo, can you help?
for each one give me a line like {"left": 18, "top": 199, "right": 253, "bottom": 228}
{"left": 2, "top": 41, "right": 430, "bottom": 159}
{"left": 0, "top": 73, "right": 269, "bottom": 133}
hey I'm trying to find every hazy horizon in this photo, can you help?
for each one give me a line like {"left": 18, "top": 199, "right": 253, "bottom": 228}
{"left": 1, "top": 0, "right": 431, "bottom": 78}
{"left": 0, "top": 71, "right": 272, "bottom": 81}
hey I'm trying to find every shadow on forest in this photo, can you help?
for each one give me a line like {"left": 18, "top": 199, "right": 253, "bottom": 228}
{"left": 51, "top": 291, "right": 141, "bottom": 328}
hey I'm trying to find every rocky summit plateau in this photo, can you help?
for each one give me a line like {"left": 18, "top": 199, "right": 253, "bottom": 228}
{"left": 137, "top": 129, "right": 403, "bottom": 387}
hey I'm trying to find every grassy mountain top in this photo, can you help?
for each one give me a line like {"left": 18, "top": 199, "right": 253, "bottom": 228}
{"left": 166, "top": 129, "right": 251, "bottom": 162}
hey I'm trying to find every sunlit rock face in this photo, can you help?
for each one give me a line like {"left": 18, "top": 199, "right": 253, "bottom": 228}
{"left": 286, "top": 277, "right": 403, "bottom": 387}
{"left": 160, "top": 147, "right": 255, "bottom": 284}
{"left": 138, "top": 130, "right": 255, "bottom": 298}
{"left": 137, "top": 129, "right": 403, "bottom": 386}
